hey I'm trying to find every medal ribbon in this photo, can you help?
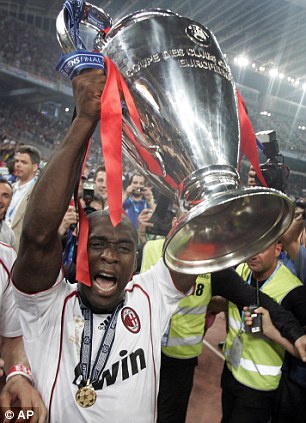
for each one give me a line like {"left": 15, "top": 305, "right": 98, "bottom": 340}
{"left": 64, "top": 0, "right": 86, "bottom": 50}
{"left": 74, "top": 299, "right": 124, "bottom": 389}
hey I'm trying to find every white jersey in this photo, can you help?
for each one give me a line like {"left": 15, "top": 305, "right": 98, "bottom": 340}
{"left": 0, "top": 241, "right": 21, "bottom": 337}
{"left": 13, "top": 259, "right": 186, "bottom": 423}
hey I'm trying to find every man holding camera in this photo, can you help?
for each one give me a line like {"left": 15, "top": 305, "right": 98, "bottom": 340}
{"left": 122, "top": 172, "right": 155, "bottom": 229}
{"left": 221, "top": 240, "right": 306, "bottom": 423}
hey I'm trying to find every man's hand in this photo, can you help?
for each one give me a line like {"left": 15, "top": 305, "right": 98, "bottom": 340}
{"left": 247, "top": 165, "right": 257, "bottom": 187}
{"left": 58, "top": 205, "right": 78, "bottom": 236}
{"left": 142, "top": 187, "right": 156, "bottom": 209}
{"left": 0, "top": 358, "right": 4, "bottom": 377}
{"left": 244, "top": 306, "right": 306, "bottom": 361}
{"left": 137, "top": 209, "right": 154, "bottom": 243}
{"left": 294, "top": 335, "right": 306, "bottom": 362}
{"left": 124, "top": 185, "right": 135, "bottom": 198}
{"left": 244, "top": 306, "right": 275, "bottom": 338}
{"left": 0, "top": 376, "right": 47, "bottom": 422}
{"left": 138, "top": 209, "right": 154, "bottom": 230}
{"left": 72, "top": 69, "right": 106, "bottom": 124}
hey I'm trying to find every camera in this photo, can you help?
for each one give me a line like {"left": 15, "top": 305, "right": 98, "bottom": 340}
{"left": 255, "top": 130, "right": 290, "bottom": 193}
{"left": 82, "top": 180, "right": 95, "bottom": 205}
{"left": 247, "top": 305, "right": 262, "bottom": 334}
{"left": 146, "top": 194, "right": 176, "bottom": 237}
{"left": 132, "top": 187, "right": 145, "bottom": 196}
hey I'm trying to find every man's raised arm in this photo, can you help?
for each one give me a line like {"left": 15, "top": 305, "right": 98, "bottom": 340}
{"left": 13, "top": 70, "right": 106, "bottom": 293}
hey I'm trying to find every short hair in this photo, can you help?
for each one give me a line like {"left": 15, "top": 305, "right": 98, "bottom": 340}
{"left": 16, "top": 145, "right": 41, "bottom": 165}
{"left": 88, "top": 210, "right": 138, "bottom": 245}
{"left": 94, "top": 165, "right": 106, "bottom": 181}
{"left": 0, "top": 177, "right": 13, "bottom": 191}
{"left": 129, "top": 172, "right": 146, "bottom": 185}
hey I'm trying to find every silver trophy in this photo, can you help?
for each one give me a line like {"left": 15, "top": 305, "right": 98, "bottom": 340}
{"left": 56, "top": 5, "right": 294, "bottom": 274}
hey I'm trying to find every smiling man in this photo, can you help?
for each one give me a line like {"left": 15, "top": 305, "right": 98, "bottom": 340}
{"left": 93, "top": 165, "right": 108, "bottom": 208}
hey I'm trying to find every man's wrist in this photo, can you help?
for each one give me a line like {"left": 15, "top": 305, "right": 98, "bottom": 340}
{"left": 6, "top": 364, "right": 34, "bottom": 385}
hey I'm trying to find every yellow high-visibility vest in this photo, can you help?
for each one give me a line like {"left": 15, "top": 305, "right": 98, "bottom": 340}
{"left": 225, "top": 262, "right": 303, "bottom": 391}
{"left": 141, "top": 239, "right": 211, "bottom": 359}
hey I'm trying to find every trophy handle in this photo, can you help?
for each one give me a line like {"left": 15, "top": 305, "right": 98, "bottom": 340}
{"left": 56, "top": 1, "right": 112, "bottom": 54}
{"left": 56, "top": 8, "right": 76, "bottom": 53}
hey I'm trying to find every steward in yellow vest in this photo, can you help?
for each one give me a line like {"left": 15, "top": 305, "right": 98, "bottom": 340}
{"left": 141, "top": 238, "right": 214, "bottom": 423}
{"left": 141, "top": 238, "right": 212, "bottom": 359}
{"left": 221, "top": 241, "right": 304, "bottom": 423}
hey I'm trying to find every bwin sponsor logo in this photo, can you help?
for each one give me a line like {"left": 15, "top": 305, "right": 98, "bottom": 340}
{"left": 95, "top": 348, "right": 146, "bottom": 390}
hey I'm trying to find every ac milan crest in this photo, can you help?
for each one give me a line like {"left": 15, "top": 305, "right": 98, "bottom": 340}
{"left": 121, "top": 307, "right": 141, "bottom": 333}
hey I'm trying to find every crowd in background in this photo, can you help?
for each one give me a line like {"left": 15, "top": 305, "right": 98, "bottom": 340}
{"left": 0, "top": 16, "right": 63, "bottom": 83}
{"left": 247, "top": 105, "right": 306, "bottom": 156}
{"left": 0, "top": 102, "right": 70, "bottom": 155}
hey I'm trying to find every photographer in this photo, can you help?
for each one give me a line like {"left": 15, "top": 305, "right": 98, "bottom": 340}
{"left": 249, "top": 130, "right": 289, "bottom": 193}
{"left": 122, "top": 172, "right": 155, "bottom": 229}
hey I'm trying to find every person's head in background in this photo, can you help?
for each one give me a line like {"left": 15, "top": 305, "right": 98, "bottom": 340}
{"left": 78, "top": 174, "right": 88, "bottom": 200}
{"left": 128, "top": 173, "right": 146, "bottom": 200}
{"left": 14, "top": 145, "right": 41, "bottom": 185}
{"left": 90, "top": 193, "right": 104, "bottom": 211}
{"left": 0, "top": 178, "right": 13, "bottom": 221}
{"left": 94, "top": 165, "right": 108, "bottom": 206}
{"left": 294, "top": 197, "right": 306, "bottom": 247}
{"left": 247, "top": 241, "right": 282, "bottom": 281}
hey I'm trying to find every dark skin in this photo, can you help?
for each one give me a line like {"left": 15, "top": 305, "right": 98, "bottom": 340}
{"left": 12, "top": 69, "right": 196, "bottom": 305}
{"left": 79, "top": 212, "right": 138, "bottom": 313}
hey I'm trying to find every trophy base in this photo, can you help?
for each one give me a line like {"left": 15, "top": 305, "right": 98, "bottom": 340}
{"left": 163, "top": 187, "right": 294, "bottom": 274}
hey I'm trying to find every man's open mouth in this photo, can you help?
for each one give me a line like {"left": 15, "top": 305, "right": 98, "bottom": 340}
{"left": 94, "top": 273, "right": 118, "bottom": 294}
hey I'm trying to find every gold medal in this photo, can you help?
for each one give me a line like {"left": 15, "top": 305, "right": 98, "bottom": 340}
{"left": 75, "top": 381, "right": 97, "bottom": 408}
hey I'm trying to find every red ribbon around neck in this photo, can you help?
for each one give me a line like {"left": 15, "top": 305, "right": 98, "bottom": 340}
{"left": 76, "top": 197, "right": 91, "bottom": 286}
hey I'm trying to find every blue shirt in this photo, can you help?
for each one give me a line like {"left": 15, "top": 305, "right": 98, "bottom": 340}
{"left": 293, "top": 245, "right": 306, "bottom": 285}
{"left": 123, "top": 197, "right": 150, "bottom": 229}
